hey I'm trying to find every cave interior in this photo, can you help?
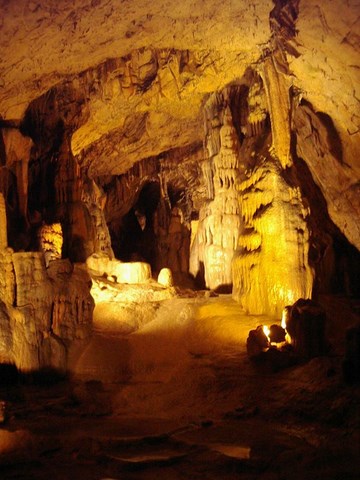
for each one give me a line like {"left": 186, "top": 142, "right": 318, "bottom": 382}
{"left": 0, "top": 0, "right": 359, "bottom": 478}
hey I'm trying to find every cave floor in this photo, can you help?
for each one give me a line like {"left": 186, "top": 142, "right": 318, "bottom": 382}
{"left": 1, "top": 294, "right": 359, "bottom": 479}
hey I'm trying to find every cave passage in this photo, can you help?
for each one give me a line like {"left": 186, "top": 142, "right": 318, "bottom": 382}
{"left": 116, "top": 181, "right": 160, "bottom": 269}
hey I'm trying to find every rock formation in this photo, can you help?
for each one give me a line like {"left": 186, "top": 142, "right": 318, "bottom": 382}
{"left": 190, "top": 90, "right": 242, "bottom": 291}
{"left": 0, "top": 194, "right": 94, "bottom": 373}
{"left": 233, "top": 156, "right": 314, "bottom": 316}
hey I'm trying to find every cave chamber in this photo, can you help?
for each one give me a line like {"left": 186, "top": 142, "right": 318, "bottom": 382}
{"left": 0, "top": 1, "right": 359, "bottom": 477}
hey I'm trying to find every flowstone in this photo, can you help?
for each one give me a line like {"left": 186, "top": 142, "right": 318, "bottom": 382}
{"left": 232, "top": 159, "right": 314, "bottom": 316}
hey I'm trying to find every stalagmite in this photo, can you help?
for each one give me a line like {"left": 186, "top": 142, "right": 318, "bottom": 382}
{"left": 0, "top": 234, "right": 93, "bottom": 372}
{"left": 0, "top": 193, "right": 15, "bottom": 306}
{"left": 110, "top": 261, "right": 151, "bottom": 284}
{"left": 285, "top": 299, "right": 327, "bottom": 359}
{"left": 157, "top": 268, "right": 174, "bottom": 287}
{"left": 38, "top": 223, "right": 63, "bottom": 266}
{"left": 86, "top": 253, "right": 151, "bottom": 284}
{"left": 232, "top": 160, "right": 314, "bottom": 316}
{"left": 190, "top": 92, "right": 242, "bottom": 290}
{"left": 81, "top": 178, "right": 114, "bottom": 258}
{"left": 247, "top": 77, "right": 267, "bottom": 137}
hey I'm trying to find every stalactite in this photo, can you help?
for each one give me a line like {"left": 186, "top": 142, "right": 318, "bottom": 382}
{"left": 55, "top": 153, "right": 83, "bottom": 205}
{"left": 247, "top": 75, "right": 267, "bottom": 138}
{"left": 1, "top": 129, "right": 33, "bottom": 225}
{"left": 260, "top": 54, "right": 292, "bottom": 169}
{"left": 38, "top": 223, "right": 63, "bottom": 266}
{"left": 201, "top": 159, "right": 214, "bottom": 200}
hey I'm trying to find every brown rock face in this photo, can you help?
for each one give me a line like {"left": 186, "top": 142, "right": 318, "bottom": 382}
{"left": 0, "top": 250, "right": 94, "bottom": 373}
{"left": 0, "top": 0, "right": 359, "bottom": 330}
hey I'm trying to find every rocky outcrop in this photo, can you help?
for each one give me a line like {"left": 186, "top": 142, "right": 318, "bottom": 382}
{"left": 1, "top": 129, "right": 33, "bottom": 226}
{"left": 0, "top": 192, "right": 7, "bottom": 250}
{"left": 0, "top": 200, "right": 94, "bottom": 373}
{"left": 294, "top": 102, "right": 360, "bottom": 251}
{"left": 0, "top": 251, "right": 93, "bottom": 373}
{"left": 86, "top": 253, "right": 151, "bottom": 284}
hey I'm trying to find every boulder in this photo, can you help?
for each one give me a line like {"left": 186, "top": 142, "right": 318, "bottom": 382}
{"left": 286, "top": 299, "right": 327, "bottom": 359}
{"left": 157, "top": 268, "right": 174, "bottom": 287}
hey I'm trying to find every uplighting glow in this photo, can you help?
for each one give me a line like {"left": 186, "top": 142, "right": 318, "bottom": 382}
{"left": 263, "top": 325, "right": 270, "bottom": 341}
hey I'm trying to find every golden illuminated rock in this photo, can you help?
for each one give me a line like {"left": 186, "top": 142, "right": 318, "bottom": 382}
{"left": 261, "top": 54, "right": 292, "bottom": 169}
{"left": 233, "top": 159, "right": 314, "bottom": 316}
{"left": 86, "top": 253, "right": 151, "bottom": 284}
{"left": 110, "top": 261, "right": 152, "bottom": 284}
{"left": 38, "top": 223, "right": 63, "bottom": 266}
{"left": 157, "top": 268, "right": 174, "bottom": 287}
{"left": 86, "top": 253, "right": 113, "bottom": 276}
{"left": 0, "top": 251, "right": 94, "bottom": 373}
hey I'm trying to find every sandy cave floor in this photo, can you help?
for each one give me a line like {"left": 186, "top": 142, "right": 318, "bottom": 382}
{"left": 0, "top": 294, "right": 359, "bottom": 479}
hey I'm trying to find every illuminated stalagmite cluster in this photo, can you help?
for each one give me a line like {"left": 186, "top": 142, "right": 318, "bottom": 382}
{"left": 190, "top": 92, "right": 241, "bottom": 290}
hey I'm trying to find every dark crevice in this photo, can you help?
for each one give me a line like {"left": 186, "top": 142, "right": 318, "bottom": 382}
{"left": 297, "top": 99, "right": 343, "bottom": 165}
{"left": 316, "top": 111, "right": 343, "bottom": 164}
{"left": 114, "top": 181, "right": 160, "bottom": 268}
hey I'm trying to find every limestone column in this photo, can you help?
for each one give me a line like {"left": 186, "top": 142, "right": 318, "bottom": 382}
{"left": 190, "top": 92, "right": 241, "bottom": 290}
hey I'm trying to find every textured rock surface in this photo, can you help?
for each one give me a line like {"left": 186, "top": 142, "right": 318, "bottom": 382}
{"left": 157, "top": 267, "right": 174, "bottom": 287}
{"left": 190, "top": 91, "right": 242, "bottom": 290}
{"left": 233, "top": 158, "right": 314, "bottom": 316}
{"left": 294, "top": 103, "right": 360, "bottom": 251}
{"left": 290, "top": 0, "right": 360, "bottom": 177}
{"left": 0, "top": 237, "right": 94, "bottom": 372}
{"left": 86, "top": 254, "right": 151, "bottom": 283}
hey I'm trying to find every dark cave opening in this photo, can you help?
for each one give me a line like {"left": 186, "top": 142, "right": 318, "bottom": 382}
{"left": 116, "top": 181, "right": 161, "bottom": 270}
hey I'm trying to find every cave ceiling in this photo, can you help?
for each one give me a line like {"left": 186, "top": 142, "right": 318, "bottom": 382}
{"left": 0, "top": 0, "right": 358, "bottom": 178}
